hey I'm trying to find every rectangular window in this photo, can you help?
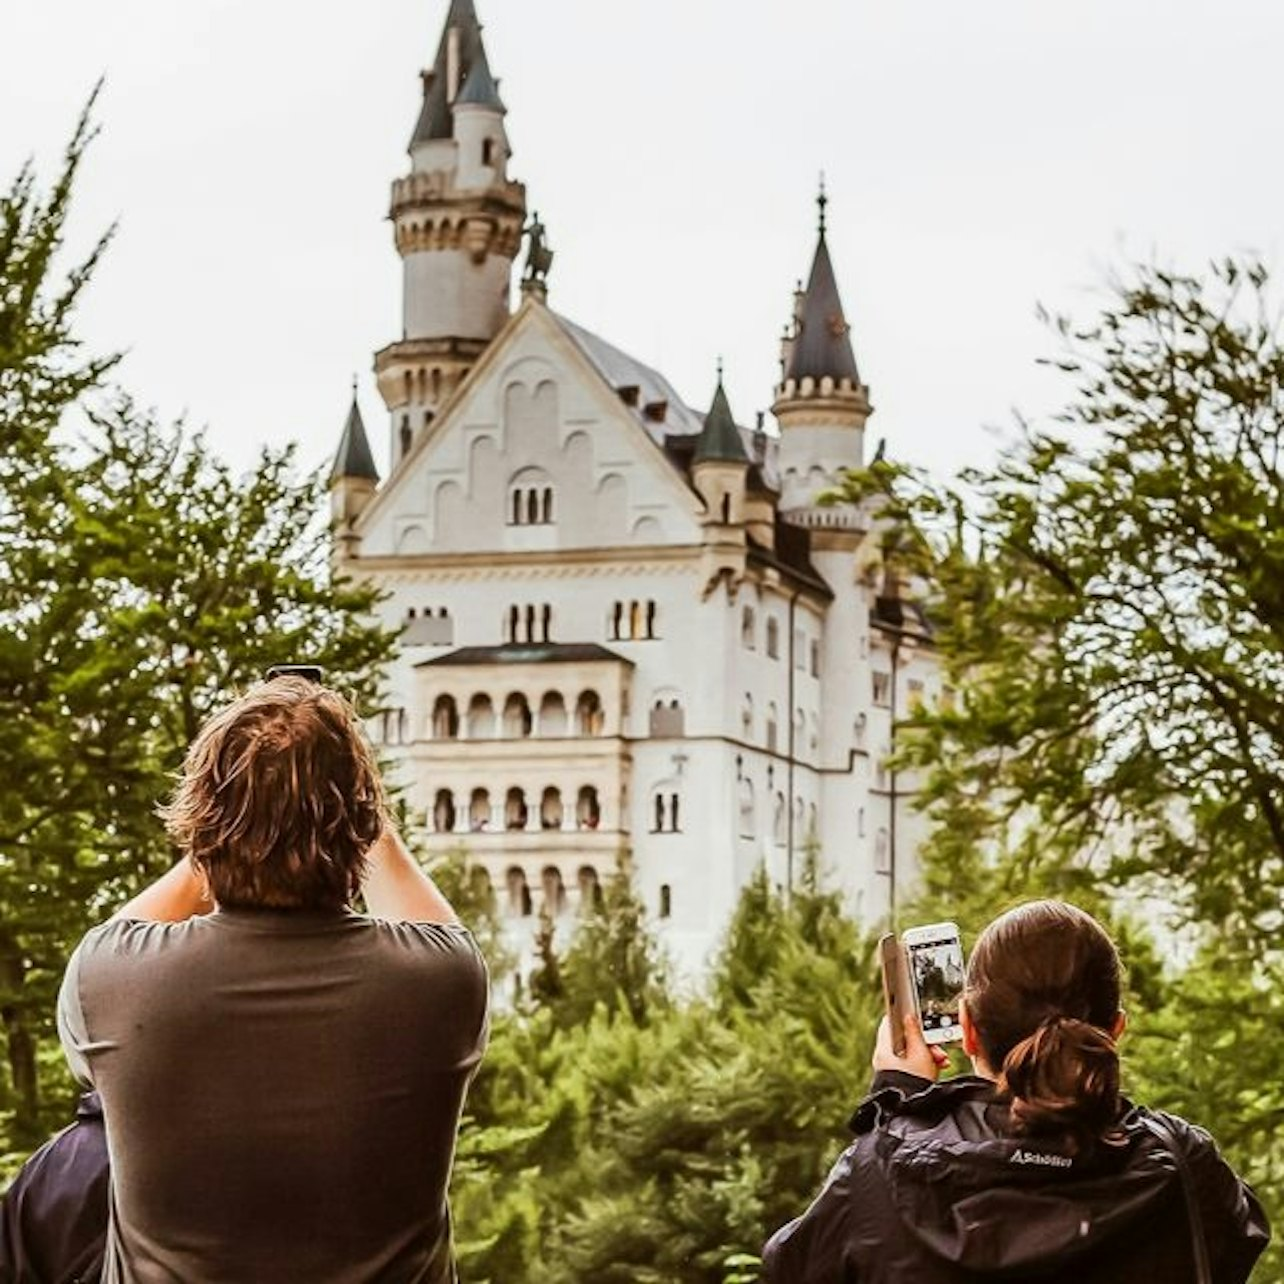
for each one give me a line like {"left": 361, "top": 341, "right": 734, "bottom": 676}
{"left": 907, "top": 678, "right": 925, "bottom": 711}
{"left": 810, "top": 640, "right": 821, "bottom": 677}
{"left": 793, "top": 630, "right": 806, "bottom": 670}
{"left": 872, "top": 671, "right": 891, "bottom": 707}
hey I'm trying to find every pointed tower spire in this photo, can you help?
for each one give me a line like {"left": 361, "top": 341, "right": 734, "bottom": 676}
{"left": 330, "top": 392, "right": 380, "bottom": 485}
{"left": 409, "top": 0, "right": 485, "bottom": 147}
{"left": 783, "top": 193, "right": 859, "bottom": 385}
{"left": 456, "top": 44, "right": 504, "bottom": 110}
{"left": 772, "top": 186, "right": 872, "bottom": 519}
{"left": 694, "top": 370, "right": 750, "bottom": 465}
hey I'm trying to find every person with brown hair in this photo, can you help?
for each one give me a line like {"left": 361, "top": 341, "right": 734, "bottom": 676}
{"left": 763, "top": 900, "right": 1269, "bottom": 1283}
{"left": 55, "top": 675, "right": 488, "bottom": 1283}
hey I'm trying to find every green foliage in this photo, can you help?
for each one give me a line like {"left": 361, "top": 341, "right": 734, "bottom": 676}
{"left": 451, "top": 868, "right": 881, "bottom": 1283}
{"left": 834, "top": 256, "right": 1284, "bottom": 1281}
{"left": 0, "top": 111, "right": 395, "bottom": 1149}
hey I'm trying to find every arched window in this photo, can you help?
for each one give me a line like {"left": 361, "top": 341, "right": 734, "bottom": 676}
{"left": 793, "top": 709, "right": 805, "bottom": 753}
{"left": 505, "top": 866, "right": 531, "bottom": 917}
{"left": 793, "top": 796, "right": 805, "bottom": 837}
{"left": 397, "top": 708, "right": 409, "bottom": 744}
{"left": 659, "top": 884, "right": 672, "bottom": 919}
{"left": 432, "top": 789, "right": 456, "bottom": 834}
{"left": 502, "top": 692, "right": 533, "bottom": 738}
{"left": 766, "top": 703, "right": 779, "bottom": 753}
{"left": 541, "top": 866, "right": 567, "bottom": 917}
{"left": 575, "top": 690, "right": 603, "bottom": 736}
{"left": 540, "top": 786, "right": 564, "bottom": 831}
{"left": 738, "top": 778, "right": 756, "bottom": 838}
{"left": 577, "top": 866, "right": 603, "bottom": 916}
{"left": 469, "top": 788, "right": 491, "bottom": 832}
{"left": 741, "top": 605, "right": 756, "bottom": 649}
{"left": 507, "top": 604, "right": 520, "bottom": 644}
{"left": 807, "top": 802, "right": 818, "bottom": 839}
{"left": 541, "top": 603, "right": 552, "bottom": 643}
{"left": 467, "top": 694, "right": 495, "bottom": 739}
{"left": 741, "top": 694, "right": 754, "bottom": 741}
{"left": 629, "top": 601, "right": 642, "bottom": 640}
{"left": 854, "top": 713, "right": 867, "bottom": 748}
{"left": 527, "top": 489, "right": 540, "bottom": 524}
{"left": 538, "top": 691, "right": 567, "bottom": 736}
{"left": 576, "top": 785, "right": 601, "bottom": 830}
{"left": 510, "top": 490, "right": 523, "bottom": 525}
{"left": 773, "top": 792, "right": 786, "bottom": 845}
{"left": 645, "top": 600, "right": 657, "bottom": 639}
{"left": 720, "top": 494, "right": 731, "bottom": 524}
{"left": 524, "top": 604, "right": 536, "bottom": 643}
{"left": 431, "top": 694, "right": 459, "bottom": 740}
{"left": 505, "top": 787, "right": 529, "bottom": 832}
{"left": 766, "top": 617, "right": 780, "bottom": 658}
{"left": 482, "top": 137, "right": 495, "bottom": 167}
{"left": 809, "top": 713, "right": 820, "bottom": 755}
{"left": 542, "top": 487, "right": 554, "bottom": 524}
{"left": 858, "top": 806, "right": 866, "bottom": 837}
{"left": 653, "top": 792, "right": 666, "bottom": 833}
{"left": 609, "top": 601, "right": 623, "bottom": 641}
{"left": 669, "top": 792, "right": 680, "bottom": 832}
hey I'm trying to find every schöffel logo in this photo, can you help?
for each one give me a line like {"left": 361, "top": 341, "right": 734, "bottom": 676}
{"left": 1009, "top": 1148, "right": 1073, "bottom": 1168}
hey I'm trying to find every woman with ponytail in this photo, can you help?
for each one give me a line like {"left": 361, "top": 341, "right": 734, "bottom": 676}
{"left": 764, "top": 900, "right": 1269, "bottom": 1283}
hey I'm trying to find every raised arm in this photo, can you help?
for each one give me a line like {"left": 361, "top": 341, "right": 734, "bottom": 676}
{"left": 360, "top": 825, "right": 458, "bottom": 924}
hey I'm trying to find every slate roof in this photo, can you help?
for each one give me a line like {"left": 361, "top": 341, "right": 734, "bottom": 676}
{"left": 329, "top": 396, "right": 379, "bottom": 484}
{"left": 410, "top": 0, "right": 489, "bottom": 147}
{"left": 455, "top": 45, "right": 504, "bottom": 111}
{"left": 785, "top": 233, "right": 860, "bottom": 385}
{"left": 693, "top": 379, "right": 750, "bottom": 466}
{"left": 417, "top": 642, "right": 632, "bottom": 667}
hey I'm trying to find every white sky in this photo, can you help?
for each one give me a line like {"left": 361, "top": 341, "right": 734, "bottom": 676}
{"left": 4, "top": 0, "right": 1282, "bottom": 482}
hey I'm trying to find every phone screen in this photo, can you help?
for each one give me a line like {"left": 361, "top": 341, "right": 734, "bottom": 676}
{"left": 906, "top": 931, "right": 965, "bottom": 1038}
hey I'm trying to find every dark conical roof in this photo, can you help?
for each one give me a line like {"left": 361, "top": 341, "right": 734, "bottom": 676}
{"left": 784, "top": 231, "right": 860, "bottom": 385}
{"left": 329, "top": 396, "right": 380, "bottom": 485}
{"left": 456, "top": 45, "right": 504, "bottom": 111}
{"left": 693, "top": 378, "right": 750, "bottom": 466}
{"left": 410, "top": 0, "right": 491, "bottom": 147}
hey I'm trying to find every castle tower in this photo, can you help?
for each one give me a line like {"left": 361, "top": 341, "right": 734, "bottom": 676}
{"left": 329, "top": 389, "right": 380, "bottom": 559}
{"left": 771, "top": 185, "right": 871, "bottom": 518}
{"left": 374, "top": 0, "right": 527, "bottom": 468}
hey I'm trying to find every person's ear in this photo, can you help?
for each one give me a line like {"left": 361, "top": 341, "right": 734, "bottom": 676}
{"left": 960, "top": 999, "right": 980, "bottom": 1058}
{"left": 1111, "top": 1009, "right": 1127, "bottom": 1042}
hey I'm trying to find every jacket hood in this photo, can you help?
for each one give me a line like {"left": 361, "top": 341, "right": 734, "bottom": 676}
{"left": 866, "top": 1078, "right": 1180, "bottom": 1276}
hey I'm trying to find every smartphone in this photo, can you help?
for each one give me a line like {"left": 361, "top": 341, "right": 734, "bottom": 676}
{"left": 878, "top": 933, "right": 912, "bottom": 1056}
{"left": 901, "top": 921, "right": 965, "bottom": 1045}
{"left": 265, "top": 665, "right": 325, "bottom": 684}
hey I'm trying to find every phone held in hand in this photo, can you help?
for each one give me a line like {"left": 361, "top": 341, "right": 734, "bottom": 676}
{"left": 265, "top": 665, "right": 325, "bottom": 684}
{"left": 878, "top": 933, "right": 912, "bottom": 1056}
{"left": 901, "top": 921, "right": 966, "bottom": 1046}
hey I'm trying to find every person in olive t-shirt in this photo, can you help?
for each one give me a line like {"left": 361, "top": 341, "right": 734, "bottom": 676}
{"left": 57, "top": 676, "right": 488, "bottom": 1284}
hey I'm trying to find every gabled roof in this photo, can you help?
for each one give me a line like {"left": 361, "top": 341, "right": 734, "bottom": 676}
{"left": 410, "top": 0, "right": 489, "bottom": 147}
{"left": 785, "top": 232, "right": 860, "bottom": 385}
{"left": 455, "top": 45, "right": 504, "bottom": 111}
{"left": 693, "top": 379, "right": 750, "bottom": 466}
{"left": 329, "top": 396, "right": 379, "bottom": 484}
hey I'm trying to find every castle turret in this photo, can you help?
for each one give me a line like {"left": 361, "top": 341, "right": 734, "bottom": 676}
{"left": 375, "top": 0, "right": 527, "bottom": 468}
{"left": 771, "top": 184, "right": 872, "bottom": 518}
{"left": 329, "top": 390, "right": 380, "bottom": 559}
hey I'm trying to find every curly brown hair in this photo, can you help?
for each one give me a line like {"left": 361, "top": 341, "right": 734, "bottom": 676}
{"left": 160, "top": 677, "right": 388, "bottom": 910}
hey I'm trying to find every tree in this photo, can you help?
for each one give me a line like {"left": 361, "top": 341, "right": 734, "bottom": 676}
{"left": 0, "top": 111, "right": 397, "bottom": 1148}
{"left": 830, "top": 256, "right": 1284, "bottom": 1279}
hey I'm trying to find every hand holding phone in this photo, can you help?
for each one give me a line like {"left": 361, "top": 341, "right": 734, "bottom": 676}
{"left": 902, "top": 921, "right": 965, "bottom": 1046}
{"left": 878, "top": 934, "right": 911, "bottom": 1057}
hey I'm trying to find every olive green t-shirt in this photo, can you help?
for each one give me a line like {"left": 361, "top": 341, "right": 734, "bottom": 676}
{"left": 58, "top": 908, "right": 488, "bottom": 1284}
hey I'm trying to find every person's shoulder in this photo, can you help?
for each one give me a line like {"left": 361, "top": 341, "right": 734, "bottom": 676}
{"left": 367, "top": 920, "right": 489, "bottom": 975}
{"left": 74, "top": 915, "right": 202, "bottom": 962}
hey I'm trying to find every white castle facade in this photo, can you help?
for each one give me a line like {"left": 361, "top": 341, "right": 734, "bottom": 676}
{"left": 329, "top": 0, "right": 941, "bottom": 978}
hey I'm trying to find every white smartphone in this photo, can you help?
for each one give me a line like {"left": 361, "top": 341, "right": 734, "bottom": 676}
{"left": 901, "top": 921, "right": 965, "bottom": 1046}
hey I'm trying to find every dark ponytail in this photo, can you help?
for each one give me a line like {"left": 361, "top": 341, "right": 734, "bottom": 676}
{"left": 967, "top": 902, "right": 1124, "bottom": 1148}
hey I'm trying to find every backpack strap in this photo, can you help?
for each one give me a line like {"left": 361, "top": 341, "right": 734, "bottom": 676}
{"left": 1141, "top": 1112, "right": 1211, "bottom": 1284}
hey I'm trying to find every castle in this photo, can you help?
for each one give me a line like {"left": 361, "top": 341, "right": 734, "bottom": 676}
{"left": 329, "top": 0, "right": 938, "bottom": 977}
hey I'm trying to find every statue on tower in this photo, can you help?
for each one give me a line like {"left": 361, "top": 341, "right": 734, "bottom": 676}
{"left": 521, "top": 212, "right": 554, "bottom": 296}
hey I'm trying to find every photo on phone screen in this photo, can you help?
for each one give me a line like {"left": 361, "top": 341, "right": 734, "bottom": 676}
{"left": 903, "top": 925, "right": 965, "bottom": 1044}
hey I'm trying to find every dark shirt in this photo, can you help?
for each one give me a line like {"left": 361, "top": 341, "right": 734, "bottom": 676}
{"left": 58, "top": 909, "right": 488, "bottom": 1284}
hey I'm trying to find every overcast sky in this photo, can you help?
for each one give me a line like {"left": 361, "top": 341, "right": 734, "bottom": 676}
{"left": 4, "top": 1, "right": 1283, "bottom": 481}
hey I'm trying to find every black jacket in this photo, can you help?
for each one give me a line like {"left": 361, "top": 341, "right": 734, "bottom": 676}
{"left": 763, "top": 1073, "right": 1269, "bottom": 1284}
{"left": 0, "top": 1094, "right": 108, "bottom": 1284}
